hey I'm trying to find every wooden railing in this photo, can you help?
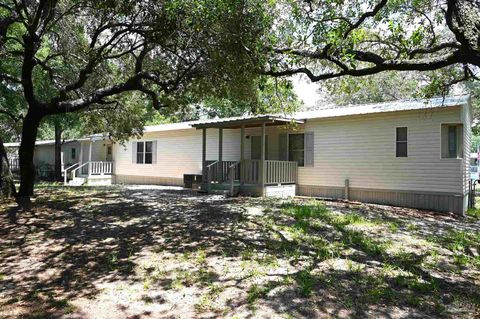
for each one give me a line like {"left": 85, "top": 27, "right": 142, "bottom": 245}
{"left": 265, "top": 160, "right": 297, "bottom": 184}
{"left": 63, "top": 162, "right": 80, "bottom": 185}
{"left": 70, "top": 161, "right": 113, "bottom": 182}
{"left": 205, "top": 160, "right": 239, "bottom": 183}
{"left": 241, "top": 160, "right": 260, "bottom": 184}
{"left": 228, "top": 162, "right": 240, "bottom": 196}
{"left": 8, "top": 158, "right": 19, "bottom": 172}
{"left": 205, "top": 159, "right": 297, "bottom": 188}
{"left": 89, "top": 161, "right": 113, "bottom": 175}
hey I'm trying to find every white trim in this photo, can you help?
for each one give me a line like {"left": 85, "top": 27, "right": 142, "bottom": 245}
{"left": 395, "top": 126, "right": 408, "bottom": 158}
{"left": 135, "top": 140, "right": 155, "bottom": 165}
{"left": 439, "top": 122, "right": 464, "bottom": 160}
{"left": 287, "top": 132, "right": 305, "bottom": 167}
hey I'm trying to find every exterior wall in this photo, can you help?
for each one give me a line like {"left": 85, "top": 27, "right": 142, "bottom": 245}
{"left": 113, "top": 128, "right": 242, "bottom": 181}
{"left": 298, "top": 107, "right": 464, "bottom": 193}
{"left": 79, "top": 140, "right": 110, "bottom": 163}
{"left": 296, "top": 105, "right": 469, "bottom": 215}
{"left": 33, "top": 145, "right": 55, "bottom": 166}
{"left": 461, "top": 98, "right": 472, "bottom": 214}
{"left": 32, "top": 141, "right": 81, "bottom": 167}
{"left": 111, "top": 105, "right": 469, "bottom": 214}
{"left": 62, "top": 142, "right": 81, "bottom": 166}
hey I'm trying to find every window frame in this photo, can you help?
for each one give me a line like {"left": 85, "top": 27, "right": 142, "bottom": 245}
{"left": 136, "top": 141, "right": 153, "bottom": 164}
{"left": 395, "top": 127, "right": 408, "bottom": 158}
{"left": 71, "top": 147, "right": 76, "bottom": 160}
{"left": 440, "top": 123, "right": 464, "bottom": 160}
{"left": 288, "top": 133, "right": 305, "bottom": 167}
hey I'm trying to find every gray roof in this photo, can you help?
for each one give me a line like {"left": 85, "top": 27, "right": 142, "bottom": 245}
{"left": 295, "top": 95, "right": 470, "bottom": 120}
{"left": 4, "top": 95, "right": 470, "bottom": 146}
{"left": 190, "top": 114, "right": 303, "bottom": 129}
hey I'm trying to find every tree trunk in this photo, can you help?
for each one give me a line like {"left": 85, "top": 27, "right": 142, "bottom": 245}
{"left": 0, "top": 136, "right": 16, "bottom": 198}
{"left": 54, "top": 121, "right": 62, "bottom": 181}
{"left": 18, "top": 111, "right": 43, "bottom": 198}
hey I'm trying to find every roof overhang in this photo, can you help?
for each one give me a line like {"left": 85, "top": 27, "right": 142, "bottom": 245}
{"left": 191, "top": 115, "right": 304, "bottom": 129}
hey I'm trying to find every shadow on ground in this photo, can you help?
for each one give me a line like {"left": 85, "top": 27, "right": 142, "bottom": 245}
{"left": 0, "top": 186, "right": 478, "bottom": 318}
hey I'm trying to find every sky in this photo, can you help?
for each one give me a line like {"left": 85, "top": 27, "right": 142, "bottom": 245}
{"left": 291, "top": 75, "right": 325, "bottom": 109}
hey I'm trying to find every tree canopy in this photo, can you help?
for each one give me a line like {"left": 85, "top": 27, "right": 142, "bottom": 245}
{"left": 0, "top": 0, "right": 273, "bottom": 196}
{"left": 264, "top": 0, "right": 479, "bottom": 83}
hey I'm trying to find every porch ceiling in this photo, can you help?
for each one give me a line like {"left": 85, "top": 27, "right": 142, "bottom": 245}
{"left": 191, "top": 115, "right": 304, "bottom": 129}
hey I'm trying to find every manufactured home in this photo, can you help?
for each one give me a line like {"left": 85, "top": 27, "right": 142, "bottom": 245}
{"left": 6, "top": 95, "right": 473, "bottom": 215}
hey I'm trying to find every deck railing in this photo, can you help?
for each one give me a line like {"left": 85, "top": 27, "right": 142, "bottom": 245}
{"left": 241, "top": 160, "right": 260, "bottom": 184}
{"left": 89, "top": 161, "right": 113, "bottom": 175}
{"left": 205, "top": 160, "right": 239, "bottom": 183}
{"left": 205, "top": 159, "right": 297, "bottom": 187}
{"left": 8, "top": 158, "right": 19, "bottom": 172}
{"left": 265, "top": 160, "right": 297, "bottom": 184}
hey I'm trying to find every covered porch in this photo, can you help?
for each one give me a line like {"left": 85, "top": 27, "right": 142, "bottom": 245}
{"left": 192, "top": 115, "right": 303, "bottom": 196}
{"left": 63, "top": 136, "right": 114, "bottom": 186}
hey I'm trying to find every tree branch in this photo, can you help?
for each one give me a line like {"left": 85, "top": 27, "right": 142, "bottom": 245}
{"left": 344, "top": 0, "right": 388, "bottom": 38}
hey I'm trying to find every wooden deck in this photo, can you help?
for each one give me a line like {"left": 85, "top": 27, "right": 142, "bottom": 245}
{"left": 202, "top": 159, "right": 297, "bottom": 196}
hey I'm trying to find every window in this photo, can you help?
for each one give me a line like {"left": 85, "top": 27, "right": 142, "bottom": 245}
{"left": 396, "top": 127, "right": 408, "bottom": 157}
{"left": 289, "top": 133, "right": 304, "bottom": 166}
{"left": 71, "top": 148, "right": 76, "bottom": 160}
{"left": 136, "top": 141, "right": 153, "bottom": 164}
{"left": 107, "top": 145, "right": 112, "bottom": 155}
{"left": 441, "top": 124, "right": 463, "bottom": 158}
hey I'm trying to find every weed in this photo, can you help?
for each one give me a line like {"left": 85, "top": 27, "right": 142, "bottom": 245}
{"left": 295, "top": 270, "right": 315, "bottom": 297}
{"left": 247, "top": 284, "right": 271, "bottom": 303}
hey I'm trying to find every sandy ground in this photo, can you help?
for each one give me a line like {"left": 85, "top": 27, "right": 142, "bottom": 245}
{"left": 0, "top": 185, "right": 479, "bottom": 318}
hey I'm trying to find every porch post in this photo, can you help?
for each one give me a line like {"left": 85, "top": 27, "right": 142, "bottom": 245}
{"left": 218, "top": 128, "right": 223, "bottom": 182}
{"left": 88, "top": 140, "right": 92, "bottom": 175}
{"left": 260, "top": 122, "right": 266, "bottom": 195}
{"left": 202, "top": 128, "right": 206, "bottom": 180}
{"left": 79, "top": 141, "right": 83, "bottom": 165}
{"left": 240, "top": 125, "right": 245, "bottom": 186}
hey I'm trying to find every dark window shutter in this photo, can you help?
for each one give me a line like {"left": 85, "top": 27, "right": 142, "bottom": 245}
{"left": 278, "top": 134, "right": 287, "bottom": 161}
{"left": 132, "top": 141, "right": 137, "bottom": 163}
{"left": 304, "top": 132, "right": 314, "bottom": 167}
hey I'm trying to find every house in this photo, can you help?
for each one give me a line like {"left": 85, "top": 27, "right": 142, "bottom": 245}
{"left": 5, "top": 95, "right": 472, "bottom": 215}
{"left": 4, "top": 135, "right": 114, "bottom": 182}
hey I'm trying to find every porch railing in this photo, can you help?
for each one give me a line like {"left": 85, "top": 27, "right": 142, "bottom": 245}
{"left": 205, "top": 160, "right": 239, "bottom": 183}
{"left": 89, "top": 161, "right": 113, "bottom": 175}
{"left": 63, "top": 162, "right": 80, "bottom": 185}
{"left": 8, "top": 158, "right": 19, "bottom": 172}
{"left": 71, "top": 161, "right": 113, "bottom": 180}
{"left": 241, "top": 160, "right": 260, "bottom": 184}
{"left": 265, "top": 160, "right": 297, "bottom": 184}
{"left": 205, "top": 159, "right": 298, "bottom": 187}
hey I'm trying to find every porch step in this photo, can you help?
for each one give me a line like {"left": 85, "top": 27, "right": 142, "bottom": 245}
{"left": 200, "top": 182, "right": 240, "bottom": 196}
{"left": 69, "top": 177, "right": 86, "bottom": 186}
{"left": 67, "top": 175, "right": 112, "bottom": 186}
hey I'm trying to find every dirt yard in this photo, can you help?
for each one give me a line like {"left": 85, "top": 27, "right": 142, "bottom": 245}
{"left": 1, "top": 185, "right": 479, "bottom": 318}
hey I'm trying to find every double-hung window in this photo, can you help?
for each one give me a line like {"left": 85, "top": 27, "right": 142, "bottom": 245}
{"left": 289, "top": 133, "right": 305, "bottom": 167}
{"left": 441, "top": 124, "right": 463, "bottom": 158}
{"left": 136, "top": 141, "right": 153, "bottom": 164}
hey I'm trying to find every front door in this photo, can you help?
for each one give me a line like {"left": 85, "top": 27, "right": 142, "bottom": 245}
{"left": 106, "top": 144, "right": 113, "bottom": 161}
{"left": 251, "top": 136, "right": 268, "bottom": 160}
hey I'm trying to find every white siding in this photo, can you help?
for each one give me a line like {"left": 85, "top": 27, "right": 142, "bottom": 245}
{"left": 33, "top": 141, "right": 81, "bottom": 166}
{"left": 298, "top": 107, "right": 464, "bottom": 194}
{"left": 112, "top": 106, "right": 467, "bottom": 195}
{"left": 113, "top": 128, "right": 242, "bottom": 179}
{"left": 461, "top": 99, "right": 472, "bottom": 195}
